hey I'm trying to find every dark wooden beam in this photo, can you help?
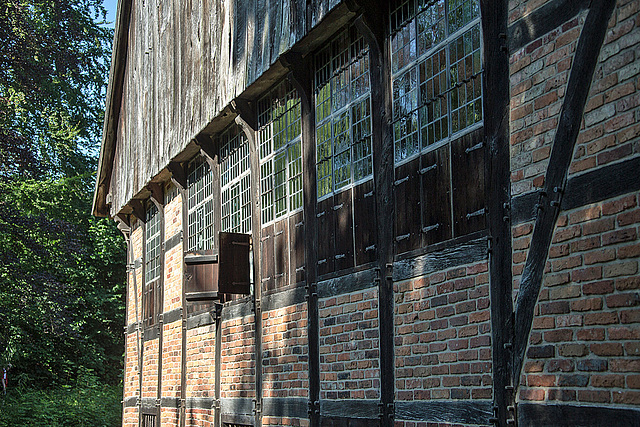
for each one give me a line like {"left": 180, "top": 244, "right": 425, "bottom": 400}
{"left": 562, "top": 155, "right": 640, "bottom": 211}
{"left": 194, "top": 134, "right": 217, "bottom": 163}
{"left": 395, "top": 401, "right": 493, "bottom": 425}
{"left": 481, "top": 0, "right": 514, "bottom": 423}
{"left": 508, "top": 0, "right": 591, "bottom": 54}
{"left": 355, "top": 8, "right": 395, "bottom": 426}
{"left": 129, "top": 199, "right": 146, "bottom": 223}
{"left": 513, "top": 0, "right": 617, "bottom": 389}
{"left": 286, "top": 53, "right": 320, "bottom": 427}
{"left": 233, "top": 101, "right": 263, "bottom": 427}
{"left": 518, "top": 403, "right": 640, "bottom": 427}
{"left": 147, "top": 182, "right": 164, "bottom": 208}
{"left": 167, "top": 161, "right": 188, "bottom": 191}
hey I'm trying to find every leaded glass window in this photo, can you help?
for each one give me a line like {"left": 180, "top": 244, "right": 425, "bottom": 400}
{"left": 314, "top": 25, "right": 373, "bottom": 199}
{"left": 391, "top": 0, "right": 482, "bottom": 164}
{"left": 258, "top": 80, "right": 303, "bottom": 225}
{"left": 187, "top": 156, "right": 215, "bottom": 252}
{"left": 220, "top": 125, "right": 251, "bottom": 234}
{"left": 145, "top": 202, "right": 162, "bottom": 284}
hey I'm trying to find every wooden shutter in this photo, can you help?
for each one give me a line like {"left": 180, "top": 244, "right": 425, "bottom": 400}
{"left": 261, "top": 225, "right": 275, "bottom": 292}
{"left": 274, "top": 218, "right": 289, "bottom": 288}
{"left": 452, "top": 128, "right": 486, "bottom": 237}
{"left": 316, "top": 196, "right": 335, "bottom": 276}
{"left": 185, "top": 250, "right": 219, "bottom": 313}
{"left": 354, "top": 180, "right": 376, "bottom": 265}
{"left": 394, "top": 157, "right": 421, "bottom": 254}
{"left": 218, "top": 232, "right": 251, "bottom": 295}
{"left": 334, "top": 188, "right": 354, "bottom": 272}
{"left": 289, "top": 211, "right": 305, "bottom": 284}
{"left": 420, "top": 144, "right": 452, "bottom": 246}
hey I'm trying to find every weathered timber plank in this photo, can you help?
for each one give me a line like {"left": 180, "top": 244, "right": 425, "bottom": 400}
{"left": 395, "top": 400, "right": 493, "bottom": 425}
{"left": 518, "top": 403, "right": 640, "bottom": 427}
{"left": 262, "top": 397, "right": 308, "bottom": 419}
{"left": 320, "top": 400, "right": 379, "bottom": 419}
{"left": 392, "top": 237, "right": 488, "bottom": 282}
{"left": 513, "top": 0, "right": 617, "bottom": 388}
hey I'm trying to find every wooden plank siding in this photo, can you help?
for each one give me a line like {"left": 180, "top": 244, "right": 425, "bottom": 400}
{"left": 108, "top": 0, "right": 342, "bottom": 217}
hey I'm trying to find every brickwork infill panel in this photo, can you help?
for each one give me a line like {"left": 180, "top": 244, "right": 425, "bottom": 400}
{"left": 263, "top": 302, "right": 309, "bottom": 399}
{"left": 394, "top": 262, "right": 492, "bottom": 401}
{"left": 570, "top": 0, "right": 640, "bottom": 180}
{"left": 123, "top": 407, "right": 138, "bottom": 427}
{"left": 164, "top": 243, "right": 183, "bottom": 312}
{"left": 162, "top": 320, "right": 182, "bottom": 397}
{"left": 164, "top": 191, "right": 182, "bottom": 240}
{"left": 509, "top": 10, "right": 587, "bottom": 197}
{"left": 186, "top": 324, "right": 216, "bottom": 398}
{"left": 263, "top": 416, "right": 310, "bottom": 426}
{"left": 221, "top": 313, "right": 256, "bottom": 399}
{"left": 319, "top": 287, "right": 380, "bottom": 400}
{"left": 161, "top": 407, "right": 179, "bottom": 427}
{"left": 142, "top": 338, "right": 159, "bottom": 398}
{"left": 128, "top": 266, "right": 143, "bottom": 326}
{"left": 519, "top": 192, "right": 640, "bottom": 406}
{"left": 124, "top": 332, "right": 140, "bottom": 400}
{"left": 186, "top": 408, "right": 213, "bottom": 427}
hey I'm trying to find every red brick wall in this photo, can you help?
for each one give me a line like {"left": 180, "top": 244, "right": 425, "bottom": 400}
{"left": 186, "top": 324, "right": 216, "bottom": 398}
{"left": 319, "top": 288, "right": 380, "bottom": 400}
{"left": 221, "top": 314, "right": 256, "bottom": 400}
{"left": 162, "top": 319, "right": 182, "bottom": 397}
{"left": 262, "top": 302, "right": 309, "bottom": 399}
{"left": 511, "top": 0, "right": 640, "bottom": 409}
{"left": 394, "top": 262, "right": 492, "bottom": 403}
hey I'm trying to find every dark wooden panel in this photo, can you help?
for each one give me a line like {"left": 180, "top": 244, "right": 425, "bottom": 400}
{"left": 394, "top": 157, "right": 421, "bottom": 254}
{"left": 420, "top": 145, "right": 452, "bottom": 245}
{"left": 354, "top": 180, "right": 377, "bottom": 266}
{"left": 261, "top": 225, "right": 275, "bottom": 292}
{"left": 289, "top": 211, "right": 306, "bottom": 284}
{"left": 563, "top": 155, "right": 640, "bottom": 211}
{"left": 334, "top": 188, "right": 354, "bottom": 272}
{"left": 218, "top": 232, "right": 251, "bottom": 294}
{"left": 518, "top": 403, "right": 640, "bottom": 427}
{"left": 451, "top": 128, "right": 486, "bottom": 237}
{"left": 317, "top": 196, "right": 335, "bottom": 276}
{"left": 274, "top": 218, "right": 290, "bottom": 288}
{"left": 395, "top": 401, "right": 493, "bottom": 424}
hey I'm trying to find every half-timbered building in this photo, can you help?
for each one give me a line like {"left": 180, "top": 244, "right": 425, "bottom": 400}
{"left": 93, "top": 0, "right": 640, "bottom": 426}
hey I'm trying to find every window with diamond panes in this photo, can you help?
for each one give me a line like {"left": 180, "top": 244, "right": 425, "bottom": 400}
{"left": 313, "top": 24, "right": 377, "bottom": 276}
{"left": 220, "top": 125, "right": 251, "bottom": 234}
{"left": 258, "top": 80, "right": 305, "bottom": 289}
{"left": 144, "top": 201, "right": 161, "bottom": 327}
{"left": 314, "top": 25, "right": 373, "bottom": 199}
{"left": 391, "top": 0, "right": 485, "bottom": 253}
{"left": 187, "top": 156, "right": 215, "bottom": 252}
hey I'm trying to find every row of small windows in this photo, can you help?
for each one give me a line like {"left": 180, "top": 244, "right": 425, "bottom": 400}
{"left": 149, "top": 3, "right": 484, "bottom": 280}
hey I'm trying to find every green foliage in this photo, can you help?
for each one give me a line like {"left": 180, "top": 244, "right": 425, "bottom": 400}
{"left": 0, "top": 370, "right": 121, "bottom": 427}
{"left": 0, "top": 0, "right": 112, "bottom": 178}
{"left": 0, "top": 0, "right": 125, "bottom": 407}
{"left": 0, "top": 175, "right": 126, "bottom": 387}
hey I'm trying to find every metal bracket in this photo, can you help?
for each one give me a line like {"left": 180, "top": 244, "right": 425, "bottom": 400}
{"left": 308, "top": 400, "right": 320, "bottom": 416}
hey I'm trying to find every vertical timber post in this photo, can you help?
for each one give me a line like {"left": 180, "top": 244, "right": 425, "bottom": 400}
{"left": 283, "top": 51, "right": 320, "bottom": 427}
{"left": 480, "top": 0, "right": 515, "bottom": 425}
{"left": 233, "top": 100, "right": 263, "bottom": 427}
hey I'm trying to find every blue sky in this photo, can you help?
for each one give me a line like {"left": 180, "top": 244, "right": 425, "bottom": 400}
{"left": 103, "top": 0, "right": 118, "bottom": 28}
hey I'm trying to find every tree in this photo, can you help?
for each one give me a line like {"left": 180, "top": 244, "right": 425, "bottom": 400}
{"left": 0, "top": 0, "right": 124, "bottom": 389}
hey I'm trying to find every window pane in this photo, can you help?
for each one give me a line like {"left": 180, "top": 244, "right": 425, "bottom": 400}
{"left": 417, "top": 0, "right": 446, "bottom": 54}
